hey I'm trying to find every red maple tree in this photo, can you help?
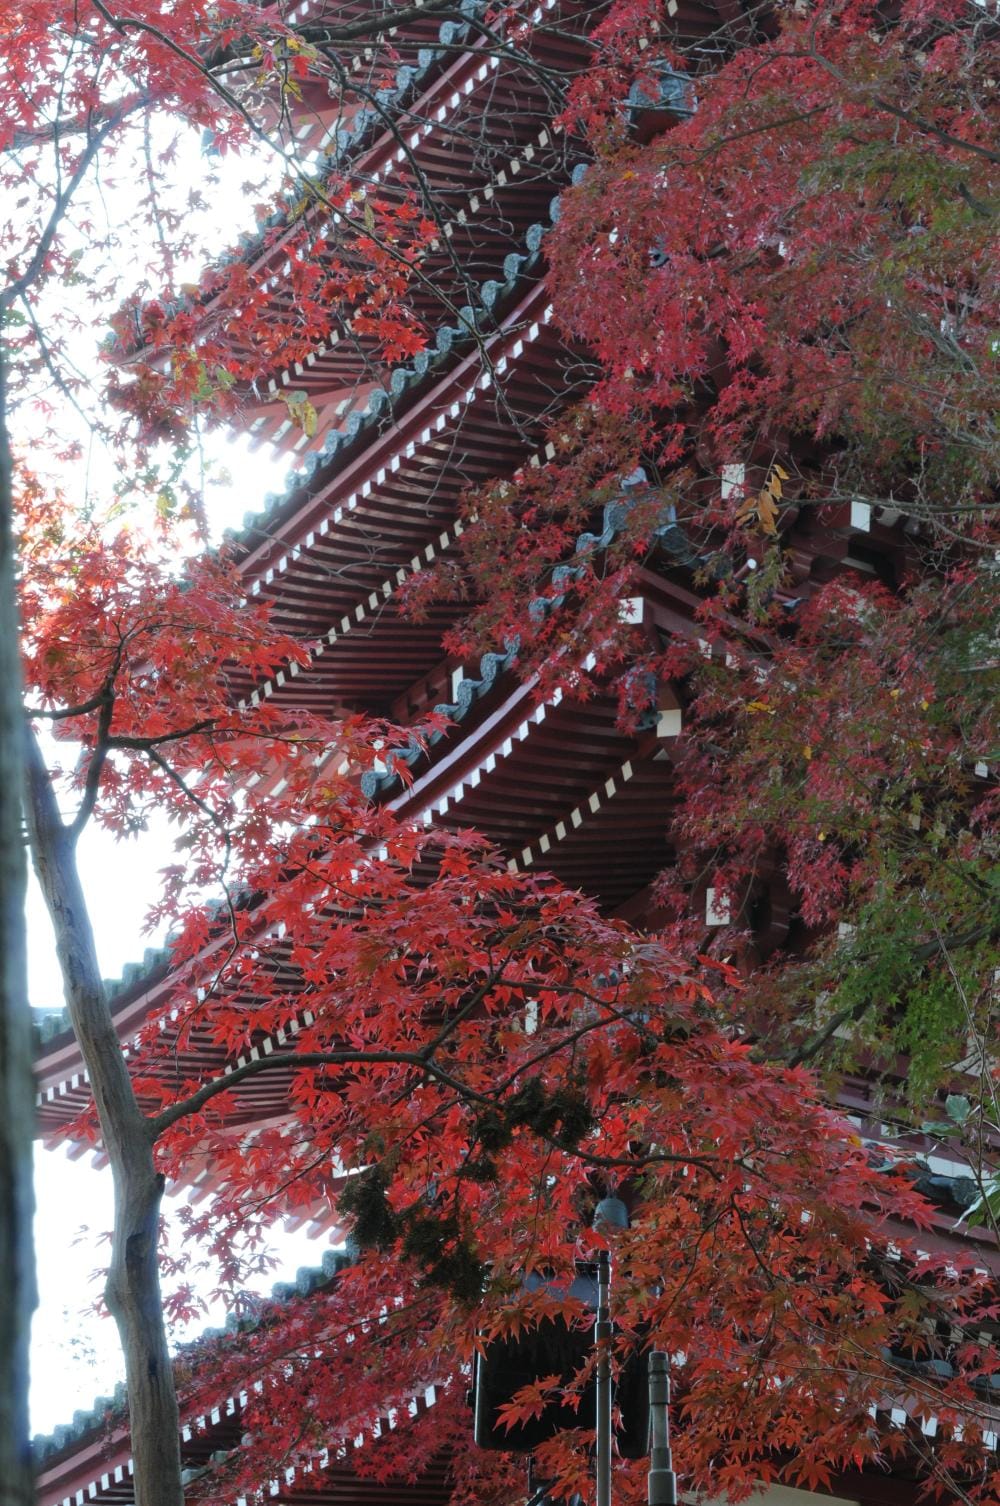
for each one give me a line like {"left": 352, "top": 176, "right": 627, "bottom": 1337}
{"left": 4, "top": 0, "right": 997, "bottom": 1503}
{"left": 415, "top": 0, "right": 998, "bottom": 1119}
{"left": 18, "top": 474, "right": 1000, "bottom": 1506}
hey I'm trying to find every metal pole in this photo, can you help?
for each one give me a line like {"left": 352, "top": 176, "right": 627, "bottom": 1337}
{"left": 595, "top": 1250, "right": 612, "bottom": 1506}
{"left": 647, "top": 1351, "right": 677, "bottom": 1506}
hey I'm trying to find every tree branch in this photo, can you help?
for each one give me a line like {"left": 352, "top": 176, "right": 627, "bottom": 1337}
{"left": 787, "top": 920, "right": 1000, "bottom": 1067}
{"left": 804, "top": 40, "right": 1000, "bottom": 167}
{"left": 25, "top": 690, "right": 111, "bottom": 721}
{"left": 148, "top": 1048, "right": 492, "bottom": 1136}
{"left": 107, "top": 718, "right": 215, "bottom": 751}
{"left": 0, "top": 110, "right": 126, "bottom": 311}
{"left": 148, "top": 1039, "right": 726, "bottom": 1182}
{"left": 64, "top": 642, "right": 126, "bottom": 843}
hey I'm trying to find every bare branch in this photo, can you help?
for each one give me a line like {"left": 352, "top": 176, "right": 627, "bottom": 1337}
{"left": 0, "top": 110, "right": 126, "bottom": 311}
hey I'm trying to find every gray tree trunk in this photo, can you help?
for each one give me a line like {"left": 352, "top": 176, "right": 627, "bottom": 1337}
{"left": 23, "top": 730, "right": 185, "bottom": 1506}
{"left": 0, "top": 350, "right": 36, "bottom": 1506}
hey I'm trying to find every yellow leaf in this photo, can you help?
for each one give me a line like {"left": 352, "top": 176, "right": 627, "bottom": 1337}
{"left": 803, "top": 745, "right": 813, "bottom": 760}
{"left": 757, "top": 488, "right": 779, "bottom": 535}
{"left": 773, "top": 463, "right": 790, "bottom": 480}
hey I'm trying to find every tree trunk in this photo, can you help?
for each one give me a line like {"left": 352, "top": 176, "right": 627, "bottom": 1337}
{"left": 23, "top": 731, "right": 185, "bottom": 1506}
{"left": 0, "top": 353, "right": 36, "bottom": 1506}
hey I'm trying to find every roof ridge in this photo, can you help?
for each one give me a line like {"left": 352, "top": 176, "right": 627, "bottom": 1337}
{"left": 31, "top": 944, "right": 174, "bottom": 1050}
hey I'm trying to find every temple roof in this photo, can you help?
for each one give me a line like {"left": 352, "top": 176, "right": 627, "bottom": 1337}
{"left": 226, "top": 191, "right": 568, "bottom": 566}
{"left": 30, "top": 945, "right": 172, "bottom": 1055}
{"left": 31, "top": 1249, "right": 349, "bottom": 1470}
{"left": 32, "top": 1248, "right": 454, "bottom": 1506}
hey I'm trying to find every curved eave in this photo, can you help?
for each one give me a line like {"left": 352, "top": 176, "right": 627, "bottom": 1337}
{"left": 382, "top": 650, "right": 678, "bottom": 911}
{"left": 33, "top": 922, "right": 255, "bottom": 1134}
{"left": 280, "top": 0, "right": 600, "bottom": 160}
{"left": 233, "top": 283, "right": 563, "bottom": 610}
{"left": 36, "top": 1414, "right": 451, "bottom": 1506}
{"left": 283, "top": 0, "right": 473, "bottom": 156}
{"left": 34, "top": 969, "right": 170, "bottom": 1112}
{"left": 112, "top": 0, "right": 489, "bottom": 361}
{"left": 34, "top": 1248, "right": 452, "bottom": 1506}
{"left": 229, "top": 420, "right": 555, "bottom": 718}
{"left": 248, "top": 140, "right": 571, "bottom": 455}
{"left": 118, "top": 0, "right": 582, "bottom": 435}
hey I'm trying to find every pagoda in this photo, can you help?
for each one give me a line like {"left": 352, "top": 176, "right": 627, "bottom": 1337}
{"left": 29, "top": 0, "right": 998, "bottom": 1500}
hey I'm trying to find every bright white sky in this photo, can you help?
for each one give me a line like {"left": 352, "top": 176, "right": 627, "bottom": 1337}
{"left": 23, "top": 111, "right": 337, "bottom": 1438}
{"left": 28, "top": 431, "right": 335, "bottom": 1440}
